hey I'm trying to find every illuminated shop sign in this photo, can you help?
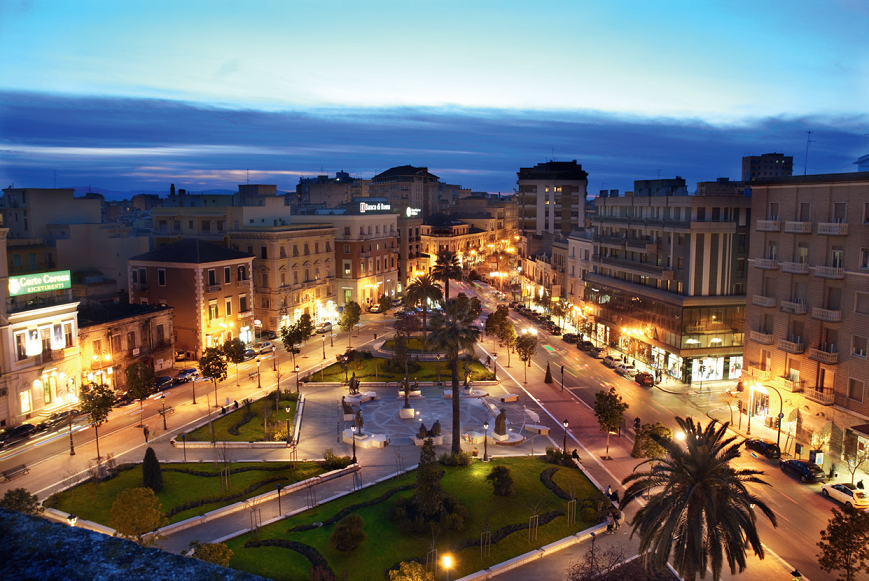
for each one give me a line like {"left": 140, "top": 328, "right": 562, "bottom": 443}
{"left": 405, "top": 207, "right": 421, "bottom": 217}
{"left": 9, "top": 270, "right": 72, "bottom": 296}
{"left": 360, "top": 202, "right": 391, "bottom": 213}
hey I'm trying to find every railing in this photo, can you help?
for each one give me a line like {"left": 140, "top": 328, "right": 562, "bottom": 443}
{"left": 814, "top": 266, "right": 845, "bottom": 279}
{"left": 752, "top": 295, "right": 776, "bottom": 308}
{"left": 780, "top": 300, "right": 807, "bottom": 315}
{"left": 817, "top": 222, "right": 848, "bottom": 236}
{"left": 749, "top": 330, "right": 774, "bottom": 344}
{"left": 747, "top": 367, "right": 771, "bottom": 381}
{"left": 756, "top": 220, "right": 781, "bottom": 232}
{"left": 754, "top": 258, "right": 781, "bottom": 270}
{"left": 778, "top": 338, "right": 805, "bottom": 354}
{"left": 598, "top": 256, "right": 674, "bottom": 279}
{"left": 811, "top": 307, "right": 842, "bottom": 322}
{"left": 237, "top": 279, "right": 250, "bottom": 287}
{"left": 781, "top": 262, "right": 809, "bottom": 274}
{"left": 774, "top": 376, "right": 803, "bottom": 393}
{"left": 809, "top": 348, "right": 839, "bottom": 364}
{"left": 784, "top": 221, "right": 812, "bottom": 234}
{"left": 803, "top": 388, "right": 835, "bottom": 406}
{"left": 206, "top": 284, "right": 221, "bottom": 293}
{"left": 625, "top": 239, "right": 657, "bottom": 253}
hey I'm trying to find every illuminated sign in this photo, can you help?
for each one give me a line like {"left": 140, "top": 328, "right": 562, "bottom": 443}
{"left": 405, "top": 207, "right": 421, "bottom": 217}
{"left": 360, "top": 202, "right": 391, "bottom": 213}
{"left": 8, "top": 270, "right": 72, "bottom": 297}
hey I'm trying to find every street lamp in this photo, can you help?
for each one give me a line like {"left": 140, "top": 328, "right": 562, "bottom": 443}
{"left": 67, "top": 514, "right": 77, "bottom": 527}
{"left": 276, "top": 483, "right": 283, "bottom": 516}
{"left": 563, "top": 419, "right": 569, "bottom": 454}
{"left": 255, "top": 358, "right": 261, "bottom": 389}
{"left": 442, "top": 554, "right": 453, "bottom": 581}
{"left": 351, "top": 424, "right": 357, "bottom": 463}
{"left": 160, "top": 393, "right": 167, "bottom": 430}
{"left": 747, "top": 383, "right": 757, "bottom": 435}
{"left": 286, "top": 406, "right": 293, "bottom": 447}
{"left": 483, "top": 421, "right": 489, "bottom": 462}
{"left": 491, "top": 353, "right": 498, "bottom": 381}
{"left": 322, "top": 334, "right": 326, "bottom": 359}
{"left": 751, "top": 383, "right": 784, "bottom": 447}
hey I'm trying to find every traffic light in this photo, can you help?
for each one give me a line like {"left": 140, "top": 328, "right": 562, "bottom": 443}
{"left": 737, "top": 400, "right": 743, "bottom": 413}
{"left": 633, "top": 417, "right": 641, "bottom": 431}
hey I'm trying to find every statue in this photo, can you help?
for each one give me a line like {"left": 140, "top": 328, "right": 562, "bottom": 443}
{"left": 463, "top": 361, "right": 471, "bottom": 389}
{"left": 418, "top": 423, "right": 428, "bottom": 440}
{"left": 348, "top": 372, "right": 359, "bottom": 395}
{"left": 402, "top": 376, "right": 411, "bottom": 408}
{"left": 431, "top": 419, "right": 441, "bottom": 437}
{"left": 413, "top": 377, "right": 419, "bottom": 390}
{"left": 354, "top": 410, "right": 364, "bottom": 436}
{"left": 341, "top": 396, "right": 353, "bottom": 415}
{"left": 494, "top": 408, "right": 507, "bottom": 436}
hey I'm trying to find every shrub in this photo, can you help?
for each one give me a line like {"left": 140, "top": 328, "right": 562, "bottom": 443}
{"left": 544, "top": 446, "right": 574, "bottom": 466}
{"left": 188, "top": 541, "right": 233, "bottom": 567}
{"left": 329, "top": 513, "right": 366, "bottom": 551}
{"left": 322, "top": 448, "right": 353, "bottom": 471}
{"left": 438, "top": 451, "right": 472, "bottom": 467}
{"left": 142, "top": 447, "right": 163, "bottom": 493}
{"left": 544, "top": 361, "right": 553, "bottom": 383}
{"left": 389, "top": 561, "right": 435, "bottom": 581}
{"left": 0, "top": 488, "right": 43, "bottom": 515}
{"left": 486, "top": 465, "right": 515, "bottom": 496}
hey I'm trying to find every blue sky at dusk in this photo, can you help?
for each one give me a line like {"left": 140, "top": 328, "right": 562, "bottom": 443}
{"left": 1, "top": 0, "right": 867, "bottom": 196}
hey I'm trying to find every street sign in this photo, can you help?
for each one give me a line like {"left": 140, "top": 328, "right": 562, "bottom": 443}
{"left": 778, "top": 412, "right": 784, "bottom": 419}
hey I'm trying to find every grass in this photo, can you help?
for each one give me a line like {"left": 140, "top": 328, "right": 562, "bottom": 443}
{"left": 49, "top": 461, "right": 326, "bottom": 526}
{"left": 309, "top": 357, "right": 495, "bottom": 383}
{"left": 225, "top": 456, "right": 600, "bottom": 581}
{"left": 381, "top": 337, "right": 438, "bottom": 352}
{"left": 186, "top": 396, "right": 297, "bottom": 442}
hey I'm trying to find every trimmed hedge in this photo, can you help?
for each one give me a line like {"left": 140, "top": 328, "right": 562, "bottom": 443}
{"left": 161, "top": 463, "right": 296, "bottom": 478}
{"left": 540, "top": 466, "right": 573, "bottom": 501}
{"left": 288, "top": 485, "right": 414, "bottom": 533}
{"left": 243, "top": 538, "right": 334, "bottom": 578}
{"left": 165, "top": 475, "right": 288, "bottom": 518}
{"left": 228, "top": 410, "right": 256, "bottom": 436}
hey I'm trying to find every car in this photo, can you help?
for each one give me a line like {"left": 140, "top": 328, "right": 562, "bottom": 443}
{"left": 36, "top": 409, "right": 81, "bottom": 431}
{"left": 175, "top": 350, "right": 187, "bottom": 361}
{"left": 821, "top": 482, "right": 869, "bottom": 508}
{"left": 174, "top": 368, "right": 199, "bottom": 384}
{"left": 562, "top": 333, "right": 578, "bottom": 344}
{"left": 634, "top": 372, "right": 655, "bottom": 386}
{"left": 590, "top": 347, "right": 608, "bottom": 358}
{"left": 615, "top": 364, "right": 637, "bottom": 377}
{"left": 369, "top": 305, "right": 382, "bottom": 313}
{"left": 316, "top": 322, "right": 333, "bottom": 334}
{"left": 0, "top": 423, "right": 37, "bottom": 448}
{"left": 153, "top": 375, "right": 174, "bottom": 390}
{"left": 547, "top": 326, "right": 562, "bottom": 336}
{"left": 577, "top": 340, "right": 595, "bottom": 351}
{"left": 253, "top": 341, "right": 275, "bottom": 354}
{"left": 744, "top": 438, "right": 781, "bottom": 459}
{"left": 392, "top": 298, "right": 403, "bottom": 307}
{"left": 780, "top": 459, "right": 827, "bottom": 483}
{"left": 243, "top": 348, "right": 257, "bottom": 361}
{"left": 602, "top": 355, "right": 618, "bottom": 368}
{"left": 508, "top": 301, "right": 518, "bottom": 308}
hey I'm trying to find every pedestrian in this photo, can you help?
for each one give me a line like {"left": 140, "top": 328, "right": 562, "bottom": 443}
{"left": 374, "top": 332, "right": 378, "bottom": 341}
{"left": 225, "top": 397, "right": 230, "bottom": 407}
{"left": 143, "top": 425, "right": 150, "bottom": 443}
{"left": 234, "top": 400, "right": 239, "bottom": 410}
{"left": 220, "top": 407, "right": 226, "bottom": 415}
{"left": 605, "top": 513, "right": 615, "bottom": 534}
{"left": 604, "top": 484, "right": 612, "bottom": 497}
{"left": 610, "top": 489, "right": 619, "bottom": 506}
{"left": 858, "top": 480, "right": 865, "bottom": 490}
{"left": 612, "top": 508, "right": 621, "bottom": 530}
{"left": 572, "top": 449, "right": 579, "bottom": 461}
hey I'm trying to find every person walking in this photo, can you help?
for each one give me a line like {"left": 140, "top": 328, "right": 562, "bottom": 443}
{"left": 143, "top": 425, "right": 150, "bottom": 443}
{"left": 605, "top": 513, "right": 615, "bottom": 534}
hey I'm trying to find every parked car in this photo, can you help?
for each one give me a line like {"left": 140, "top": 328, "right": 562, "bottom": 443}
{"left": 744, "top": 438, "right": 781, "bottom": 459}
{"left": 577, "top": 340, "right": 595, "bottom": 351}
{"left": 602, "top": 355, "right": 618, "bottom": 368}
{"left": 369, "top": 305, "right": 382, "bottom": 313}
{"left": 243, "top": 349, "right": 257, "bottom": 361}
{"left": 316, "top": 321, "right": 333, "bottom": 334}
{"left": 258, "top": 330, "right": 277, "bottom": 340}
{"left": 821, "top": 482, "right": 869, "bottom": 508}
{"left": 548, "top": 326, "right": 562, "bottom": 336}
{"left": 175, "top": 350, "right": 187, "bottom": 361}
{"left": 508, "top": 301, "right": 518, "bottom": 308}
{"left": 780, "top": 459, "right": 827, "bottom": 483}
{"left": 0, "top": 423, "right": 37, "bottom": 448}
{"left": 153, "top": 376, "right": 174, "bottom": 390}
{"left": 392, "top": 298, "right": 404, "bottom": 307}
{"left": 172, "top": 369, "right": 199, "bottom": 384}
{"left": 36, "top": 409, "right": 81, "bottom": 432}
{"left": 634, "top": 372, "right": 655, "bottom": 386}
{"left": 590, "top": 347, "right": 608, "bottom": 358}
{"left": 253, "top": 341, "right": 275, "bottom": 354}
{"left": 562, "top": 333, "right": 578, "bottom": 344}
{"left": 615, "top": 364, "right": 637, "bottom": 377}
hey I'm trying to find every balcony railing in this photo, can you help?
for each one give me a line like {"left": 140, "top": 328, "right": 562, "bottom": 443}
{"left": 774, "top": 375, "right": 803, "bottom": 393}
{"left": 782, "top": 262, "right": 809, "bottom": 274}
{"left": 817, "top": 222, "right": 848, "bottom": 236}
{"left": 811, "top": 307, "right": 842, "bottom": 322}
{"left": 814, "top": 266, "right": 845, "bottom": 279}
{"left": 803, "top": 387, "right": 835, "bottom": 406}
{"left": 778, "top": 338, "right": 805, "bottom": 354}
{"left": 780, "top": 300, "right": 807, "bottom": 315}
{"left": 625, "top": 239, "right": 657, "bottom": 253}
{"left": 754, "top": 258, "right": 781, "bottom": 270}
{"left": 747, "top": 367, "right": 771, "bottom": 381}
{"left": 206, "top": 284, "right": 221, "bottom": 293}
{"left": 749, "top": 330, "right": 774, "bottom": 344}
{"left": 809, "top": 348, "right": 839, "bottom": 364}
{"left": 237, "top": 279, "right": 251, "bottom": 287}
{"left": 756, "top": 220, "right": 781, "bottom": 232}
{"left": 784, "top": 221, "right": 812, "bottom": 234}
{"left": 752, "top": 295, "right": 776, "bottom": 308}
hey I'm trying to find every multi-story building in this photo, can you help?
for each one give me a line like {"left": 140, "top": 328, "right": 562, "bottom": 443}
{"left": 516, "top": 161, "right": 588, "bottom": 236}
{"left": 397, "top": 213, "right": 425, "bottom": 292}
{"left": 421, "top": 213, "right": 490, "bottom": 271}
{"left": 742, "top": 153, "right": 794, "bottom": 182}
{"left": 127, "top": 239, "right": 255, "bottom": 358}
{"left": 369, "top": 166, "right": 440, "bottom": 218}
{"left": 584, "top": 181, "right": 751, "bottom": 383}
{"left": 0, "top": 188, "right": 102, "bottom": 240}
{"left": 741, "top": 171, "right": 869, "bottom": 460}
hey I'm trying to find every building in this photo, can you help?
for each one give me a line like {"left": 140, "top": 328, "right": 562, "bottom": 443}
{"left": 397, "top": 212, "right": 425, "bottom": 292}
{"left": 516, "top": 161, "right": 588, "bottom": 236}
{"left": 741, "top": 171, "right": 869, "bottom": 463}
{"left": 0, "top": 188, "right": 101, "bottom": 240}
{"left": 584, "top": 181, "right": 752, "bottom": 383}
{"left": 295, "top": 171, "right": 370, "bottom": 208}
{"left": 742, "top": 153, "right": 794, "bottom": 182}
{"left": 421, "top": 213, "right": 490, "bottom": 271}
{"left": 369, "top": 166, "right": 440, "bottom": 218}
{"left": 127, "top": 239, "right": 255, "bottom": 358}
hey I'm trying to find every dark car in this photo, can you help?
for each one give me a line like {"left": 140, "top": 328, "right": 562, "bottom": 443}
{"left": 548, "top": 326, "right": 562, "bottom": 336}
{"left": 243, "top": 348, "right": 257, "bottom": 361}
{"left": 172, "top": 368, "right": 199, "bottom": 384}
{"left": 0, "top": 423, "right": 37, "bottom": 448}
{"left": 634, "top": 372, "right": 655, "bottom": 386}
{"left": 153, "top": 376, "right": 174, "bottom": 390}
{"left": 562, "top": 333, "right": 578, "bottom": 344}
{"left": 780, "top": 459, "right": 827, "bottom": 483}
{"left": 36, "top": 410, "right": 81, "bottom": 431}
{"left": 577, "top": 341, "right": 595, "bottom": 351}
{"left": 744, "top": 438, "right": 781, "bottom": 459}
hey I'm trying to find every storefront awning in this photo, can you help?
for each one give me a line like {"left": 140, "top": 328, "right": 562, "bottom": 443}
{"left": 801, "top": 412, "right": 832, "bottom": 434}
{"left": 850, "top": 424, "right": 869, "bottom": 438}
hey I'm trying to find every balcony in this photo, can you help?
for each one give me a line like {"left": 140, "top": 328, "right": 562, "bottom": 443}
{"left": 817, "top": 222, "right": 848, "bottom": 236}
{"left": 752, "top": 295, "right": 776, "bottom": 308}
{"left": 809, "top": 348, "right": 839, "bottom": 364}
{"left": 784, "top": 221, "right": 812, "bottom": 234}
{"left": 781, "top": 262, "right": 809, "bottom": 274}
{"left": 749, "top": 330, "right": 774, "bottom": 345}
{"left": 206, "top": 284, "right": 221, "bottom": 293}
{"left": 625, "top": 239, "right": 657, "bottom": 253}
{"left": 756, "top": 220, "right": 781, "bottom": 232}
{"left": 780, "top": 300, "right": 807, "bottom": 315}
{"left": 598, "top": 256, "right": 674, "bottom": 280}
{"left": 747, "top": 367, "right": 771, "bottom": 381}
{"left": 774, "top": 375, "right": 803, "bottom": 393}
{"left": 754, "top": 258, "right": 781, "bottom": 270}
{"left": 811, "top": 307, "right": 842, "bottom": 323}
{"left": 814, "top": 266, "right": 845, "bottom": 279}
{"left": 594, "top": 235, "right": 626, "bottom": 249}
{"left": 237, "top": 279, "right": 251, "bottom": 287}
{"left": 778, "top": 338, "right": 805, "bottom": 354}
{"left": 359, "top": 252, "right": 371, "bottom": 258}
{"left": 803, "top": 387, "right": 835, "bottom": 406}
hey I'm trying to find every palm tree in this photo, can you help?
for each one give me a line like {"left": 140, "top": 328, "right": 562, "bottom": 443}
{"left": 621, "top": 417, "right": 777, "bottom": 581}
{"left": 405, "top": 273, "right": 443, "bottom": 340}
{"left": 428, "top": 296, "right": 481, "bottom": 454}
{"left": 431, "top": 250, "right": 462, "bottom": 300}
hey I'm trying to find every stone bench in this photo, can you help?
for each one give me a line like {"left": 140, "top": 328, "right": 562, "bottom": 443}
{"left": 525, "top": 424, "right": 551, "bottom": 436}
{"left": 2, "top": 464, "right": 29, "bottom": 481}
{"left": 501, "top": 394, "right": 519, "bottom": 402}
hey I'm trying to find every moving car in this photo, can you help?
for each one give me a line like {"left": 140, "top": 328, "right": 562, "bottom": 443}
{"left": 243, "top": 349, "right": 257, "bottom": 361}
{"left": 316, "top": 322, "right": 333, "bottom": 334}
{"left": 744, "top": 438, "right": 781, "bottom": 459}
{"left": 561, "top": 333, "right": 578, "bottom": 344}
{"left": 615, "top": 364, "right": 637, "bottom": 377}
{"left": 0, "top": 423, "right": 37, "bottom": 448}
{"left": 780, "top": 459, "right": 827, "bottom": 483}
{"left": 153, "top": 376, "right": 174, "bottom": 390}
{"left": 634, "top": 372, "right": 655, "bottom": 386}
{"left": 590, "top": 347, "right": 608, "bottom": 359}
{"left": 36, "top": 410, "right": 81, "bottom": 431}
{"left": 602, "top": 355, "right": 618, "bottom": 368}
{"left": 253, "top": 341, "right": 275, "bottom": 354}
{"left": 577, "top": 341, "right": 595, "bottom": 351}
{"left": 172, "top": 369, "right": 199, "bottom": 384}
{"left": 821, "top": 482, "right": 869, "bottom": 508}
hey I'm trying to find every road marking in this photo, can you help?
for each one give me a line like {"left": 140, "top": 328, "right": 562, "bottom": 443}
{"left": 779, "top": 491, "right": 800, "bottom": 505}
{"left": 770, "top": 508, "right": 791, "bottom": 524}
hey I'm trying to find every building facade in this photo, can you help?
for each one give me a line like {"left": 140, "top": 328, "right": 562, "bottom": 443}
{"left": 517, "top": 161, "right": 588, "bottom": 236}
{"left": 369, "top": 166, "right": 440, "bottom": 218}
{"left": 742, "top": 153, "right": 794, "bottom": 182}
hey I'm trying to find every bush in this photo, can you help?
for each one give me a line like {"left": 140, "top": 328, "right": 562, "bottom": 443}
{"left": 142, "top": 447, "right": 163, "bottom": 493}
{"left": 438, "top": 451, "right": 472, "bottom": 467}
{"left": 329, "top": 513, "right": 366, "bottom": 551}
{"left": 486, "top": 465, "right": 515, "bottom": 496}
{"left": 544, "top": 446, "right": 574, "bottom": 467}
{"left": 0, "top": 488, "right": 43, "bottom": 515}
{"left": 322, "top": 448, "right": 354, "bottom": 471}
{"left": 188, "top": 541, "right": 233, "bottom": 567}
{"left": 544, "top": 361, "right": 553, "bottom": 383}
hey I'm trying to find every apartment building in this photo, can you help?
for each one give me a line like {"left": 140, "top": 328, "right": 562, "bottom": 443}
{"left": 0, "top": 188, "right": 101, "bottom": 240}
{"left": 516, "top": 161, "right": 588, "bottom": 236}
{"left": 742, "top": 172, "right": 869, "bottom": 459}
{"left": 421, "top": 213, "right": 490, "bottom": 270}
{"left": 742, "top": 153, "right": 794, "bottom": 182}
{"left": 295, "top": 171, "right": 369, "bottom": 208}
{"left": 369, "top": 166, "right": 440, "bottom": 218}
{"left": 397, "top": 213, "right": 424, "bottom": 292}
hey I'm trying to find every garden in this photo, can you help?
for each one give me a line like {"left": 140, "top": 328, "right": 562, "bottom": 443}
{"left": 381, "top": 337, "right": 438, "bottom": 353}
{"left": 225, "top": 452, "right": 605, "bottom": 581}
{"left": 185, "top": 389, "right": 298, "bottom": 442}
{"left": 308, "top": 351, "right": 495, "bottom": 384}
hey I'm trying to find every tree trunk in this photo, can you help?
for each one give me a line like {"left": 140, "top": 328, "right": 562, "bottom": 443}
{"left": 94, "top": 424, "right": 101, "bottom": 464}
{"left": 605, "top": 431, "right": 611, "bottom": 457}
{"left": 445, "top": 279, "right": 450, "bottom": 301}
{"left": 523, "top": 359, "right": 528, "bottom": 383}
{"left": 214, "top": 379, "right": 218, "bottom": 407}
{"left": 139, "top": 400, "right": 144, "bottom": 427}
{"left": 451, "top": 356, "right": 461, "bottom": 454}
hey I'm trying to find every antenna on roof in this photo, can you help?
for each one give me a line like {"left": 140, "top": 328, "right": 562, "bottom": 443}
{"left": 804, "top": 131, "right": 815, "bottom": 175}
{"left": 247, "top": 169, "right": 250, "bottom": 185}
{"left": 54, "top": 170, "right": 56, "bottom": 189}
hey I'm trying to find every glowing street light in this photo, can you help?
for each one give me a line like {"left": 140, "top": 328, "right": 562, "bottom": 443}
{"left": 442, "top": 554, "right": 454, "bottom": 581}
{"left": 483, "top": 421, "right": 489, "bottom": 462}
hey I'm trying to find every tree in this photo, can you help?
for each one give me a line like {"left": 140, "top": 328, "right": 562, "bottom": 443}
{"left": 843, "top": 435, "right": 869, "bottom": 484}
{"left": 486, "top": 465, "right": 515, "bottom": 496}
{"left": 496, "top": 320, "right": 517, "bottom": 367}
{"left": 142, "top": 446, "right": 163, "bottom": 493}
{"left": 109, "top": 487, "right": 169, "bottom": 546}
{"left": 199, "top": 347, "right": 228, "bottom": 406}
{"left": 389, "top": 561, "right": 435, "bottom": 581}
{"left": 79, "top": 382, "right": 114, "bottom": 465}
{"left": 297, "top": 313, "right": 314, "bottom": 345}
{"left": 817, "top": 504, "right": 869, "bottom": 581}
{"left": 431, "top": 250, "right": 462, "bottom": 300}
{"left": 413, "top": 438, "right": 445, "bottom": 515}
{"left": 551, "top": 299, "right": 569, "bottom": 328}
{"left": 515, "top": 334, "right": 538, "bottom": 383}
{"left": 621, "top": 417, "right": 777, "bottom": 581}
{"left": 467, "top": 269, "right": 480, "bottom": 282}
{"left": 340, "top": 301, "right": 362, "bottom": 346}
{"left": 222, "top": 338, "right": 246, "bottom": 387}
{"left": 405, "top": 274, "right": 443, "bottom": 340}
{"left": 394, "top": 313, "right": 421, "bottom": 339}
{"left": 125, "top": 362, "right": 155, "bottom": 427}
{"left": 378, "top": 293, "right": 394, "bottom": 314}
{"left": 428, "top": 297, "right": 481, "bottom": 454}
{"left": 0, "top": 488, "right": 43, "bottom": 515}
{"left": 593, "top": 387, "right": 629, "bottom": 458}
{"left": 544, "top": 361, "right": 553, "bottom": 383}
{"left": 329, "top": 513, "right": 367, "bottom": 551}
{"left": 280, "top": 323, "right": 302, "bottom": 366}
{"left": 390, "top": 334, "right": 410, "bottom": 372}
{"left": 484, "top": 309, "right": 504, "bottom": 344}
{"left": 188, "top": 541, "right": 234, "bottom": 567}
{"left": 631, "top": 421, "right": 672, "bottom": 460}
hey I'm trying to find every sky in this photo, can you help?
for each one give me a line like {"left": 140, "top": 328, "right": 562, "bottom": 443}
{"left": 1, "top": 0, "right": 868, "bottom": 197}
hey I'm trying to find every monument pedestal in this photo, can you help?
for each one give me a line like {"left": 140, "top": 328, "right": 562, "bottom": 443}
{"left": 492, "top": 432, "right": 510, "bottom": 442}
{"left": 399, "top": 407, "right": 415, "bottom": 419}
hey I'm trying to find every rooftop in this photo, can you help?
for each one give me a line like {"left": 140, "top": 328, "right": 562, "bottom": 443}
{"left": 129, "top": 238, "right": 253, "bottom": 264}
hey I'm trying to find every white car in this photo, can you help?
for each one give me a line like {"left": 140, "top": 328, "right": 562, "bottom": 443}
{"left": 602, "top": 355, "right": 618, "bottom": 368}
{"left": 316, "top": 322, "right": 333, "bottom": 334}
{"left": 615, "top": 364, "right": 638, "bottom": 377}
{"left": 821, "top": 482, "right": 869, "bottom": 508}
{"left": 253, "top": 341, "right": 275, "bottom": 354}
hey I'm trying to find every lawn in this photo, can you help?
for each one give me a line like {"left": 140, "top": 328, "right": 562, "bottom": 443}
{"left": 381, "top": 337, "right": 438, "bottom": 352}
{"left": 225, "top": 456, "right": 601, "bottom": 581}
{"left": 186, "top": 395, "right": 297, "bottom": 442}
{"left": 308, "top": 357, "right": 495, "bottom": 383}
{"left": 47, "top": 461, "right": 326, "bottom": 526}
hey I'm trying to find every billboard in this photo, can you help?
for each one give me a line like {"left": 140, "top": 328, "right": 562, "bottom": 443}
{"left": 8, "top": 270, "right": 72, "bottom": 297}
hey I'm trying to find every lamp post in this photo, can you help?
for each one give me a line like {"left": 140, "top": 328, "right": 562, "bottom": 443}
{"left": 747, "top": 384, "right": 755, "bottom": 435}
{"left": 491, "top": 353, "right": 498, "bottom": 381}
{"left": 561, "top": 365, "right": 564, "bottom": 392}
{"left": 483, "top": 421, "right": 489, "bottom": 462}
{"left": 68, "top": 407, "right": 76, "bottom": 456}
{"left": 160, "top": 393, "right": 167, "bottom": 430}
{"left": 351, "top": 424, "right": 357, "bottom": 464}
{"left": 295, "top": 364, "right": 300, "bottom": 394}
{"left": 181, "top": 433, "right": 187, "bottom": 462}
{"left": 67, "top": 514, "right": 77, "bottom": 527}
{"left": 276, "top": 483, "right": 283, "bottom": 516}
{"left": 563, "top": 419, "right": 569, "bottom": 454}
{"left": 257, "top": 358, "right": 261, "bottom": 389}
{"left": 286, "top": 406, "right": 292, "bottom": 447}
{"left": 442, "top": 554, "right": 453, "bottom": 581}
{"left": 322, "top": 334, "right": 326, "bottom": 359}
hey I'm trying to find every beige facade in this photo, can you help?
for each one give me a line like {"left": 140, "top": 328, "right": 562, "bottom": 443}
{"left": 0, "top": 188, "right": 101, "bottom": 240}
{"left": 517, "top": 161, "right": 588, "bottom": 236}
{"left": 152, "top": 197, "right": 290, "bottom": 247}
{"left": 369, "top": 166, "right": 440, "bottom": 218}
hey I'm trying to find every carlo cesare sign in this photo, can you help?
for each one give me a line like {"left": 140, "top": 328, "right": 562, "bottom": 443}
{"left": 8, "top": 270, "right": 72, "bottom": 297}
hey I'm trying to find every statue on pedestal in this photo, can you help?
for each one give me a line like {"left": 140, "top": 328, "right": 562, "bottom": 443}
{"left": 463, "top": 361, "right": 471, "bottom": 389}
{"left": 431, "top": 419, "right": 441, "bottom": 437}
{"left": 354, "top": 410, "right": 364, "bottom": 436}
{"left": 418, "top": 423, "right": 428, "bottom": 440}
{"left": 341, "top": 396, "right": 353, "bottom": 415}
{"left": 494, "top": 408, "right": 507, "bottom": 436}
{"left": 348, "top": 372, "right": 359, "bottom": 395}
{"left": 402, "top": 376, "right": 411, "bottom": 408}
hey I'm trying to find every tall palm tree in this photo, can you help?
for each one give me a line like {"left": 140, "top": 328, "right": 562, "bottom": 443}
{"left": 431, "top": 250, "right": 462, "bottom": 300}
{"left": 405, "top": 273, "right": 443, "bottom": 340}
{"left": 621, "top": 417, "right": 777, "bottom": 581}
{"left": 428, "top": 296, "right": 481, "bottom": 454}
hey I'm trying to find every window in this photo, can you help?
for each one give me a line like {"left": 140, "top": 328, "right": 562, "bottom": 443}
{"left": 315, "top": 242, "right": 319, "bottom": 254}
{"left": 261, "top": 297, "right": 270, "bottom": 308}
{"left": 280, "top": 246, "right": 287, "bottom": 259}
{"left": 344, "top": 227, "right": 351, "bottom": 236}
{"left": 293, "top": 270, "right": 299, "bottom": 284}
{"left": 158, "top": 268, "right": 166, "bottom": 286}
{"left": 833, "top": 202, "right": 847, "bottom": 223}
{"left": 304, "top": 268, "right": 310, "bottom": 282}
{"left": 15, "top": 332, "right": 26, "bottom": 361}
{"left": 188, "top": 220, "right": 194, "bottom": 229}
{"left": 261, "top": 247, "right": 267, "bottom": 259}
{"left": 343, "top": 260, "right": 352, "bottom": 276}
{"left": 326, "top": 242, "right": 331, "bottom": 252}
{"left": 201, "top": 220, "right": 211, "bottom": 233}
{"left": 861, "top": 248, "right": 869, "bottom": 270}
{"left": 853, "top": 336, "right": 868, "bottom": 358}
{"left": 360, "top": 261, "right": 366, "bottom": 275}
{"left": 677, "top": 257, "right": 684, "bottom": 269}
{"left": 64, "top": 322, "right": 74, "bottom": 348}
{"left": 208, "top": 269, "right": 216, "bottom": 286}
{"left": 111, "top": 334, "right": 121, "bottom": 354}
{"left": 225, "top": 297, "right": 233, "bottom": 317}
{"left": 849, "top": 378, "right": 864, "bottom": 403}
{"left": 156, "top": 324, "right": 165, "bottom": 345}
{"left": 344, "top": 244, "right": 350, "bottom": 254}
{"left": 139, "top": 268, "right": 147, "bottom": 285}
{"left": 224, "top": 267, "right": 231, "bottom": 283}
{"left": 280, "top": 272, "right": 286, "bottom": 286}
{"left": 131, "top": 269, "right": 138, "bottom": 284}
{"left": 20, "top": 390, "right": 31, "bottom": 414}
{"left": 127, "top": 331, "right": 136, "bottom": 351}
{"left": 239, "top": 294, "right": 248, "bottom": 313}
{"left": 293, "top": 245, "right": 299, "bottom": 257}
{"left": 304, "top": 244, "right": 310, "bottom": 255}
{"left": 209, "top": 301, "right": 218, "bottom": 320}
{"left": 238, "top": 265, "right": 246, "bottom": 280}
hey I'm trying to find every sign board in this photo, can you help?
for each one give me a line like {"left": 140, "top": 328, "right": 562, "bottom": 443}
{"left": 8, "top": 270, "right": 71, "bottom": 296}
{"left": 405, "top": 207, "right": 421, "bottom": 217}
{"left": 360, "top": 202, "right": 391, "bottom": 213}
